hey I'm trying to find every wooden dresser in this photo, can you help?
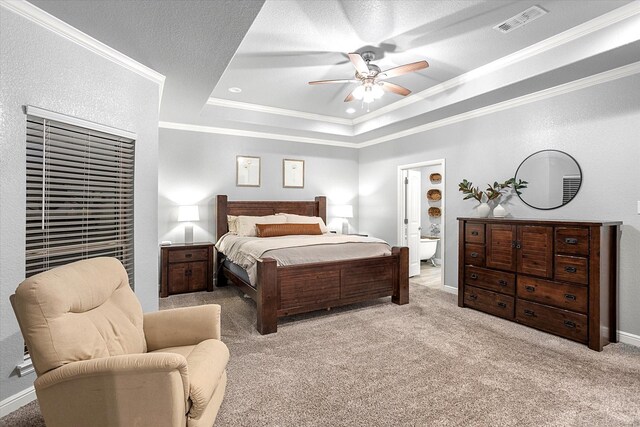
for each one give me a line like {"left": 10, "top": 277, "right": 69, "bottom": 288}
{"left": 457, "top": 218, "right": 621, "bottom": 351}
{"left": 160, "top": 242, "right": 214, "bottom": 297}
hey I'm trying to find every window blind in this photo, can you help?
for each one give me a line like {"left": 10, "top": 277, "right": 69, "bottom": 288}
{"left": 25, "top": 115, "right": 135, "bottom": 285}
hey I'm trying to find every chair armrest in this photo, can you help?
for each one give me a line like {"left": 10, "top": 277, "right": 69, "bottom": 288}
{"left": 144, "top": 304, "right": 221, "bottom": 351}
{"left": 34, "top": 353, "right": 190, "bottom": 427}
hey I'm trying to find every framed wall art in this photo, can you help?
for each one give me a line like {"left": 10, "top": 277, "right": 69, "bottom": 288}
{"left": 283, "top": 159, "right": 304, "bottom": 188}
{"left": 236, "top": 155, "right": 261, "bottom": 187}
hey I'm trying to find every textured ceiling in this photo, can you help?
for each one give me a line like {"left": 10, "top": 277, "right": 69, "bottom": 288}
{"left": 30, "top": 0, "right": 265, "bottom": 122}
{"left": 211, "top": 0, "right": 631, "bottom": 118}
{"left": 28, "top": 0, "right": 637, "bottom": 140}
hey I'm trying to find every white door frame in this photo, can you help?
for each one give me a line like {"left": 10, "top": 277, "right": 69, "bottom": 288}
{"left": 397, "top": 159, "right": 446, "bottom": 288}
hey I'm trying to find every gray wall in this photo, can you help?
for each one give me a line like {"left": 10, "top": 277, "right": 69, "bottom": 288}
{"left": 359, "top": 74, "right": 640, "bottom": 336}
{"left": 0, "top": 10, "right": 160, "bottom": 401}
{"left": 158, "top": 129, "right": 360, "bottom": 244}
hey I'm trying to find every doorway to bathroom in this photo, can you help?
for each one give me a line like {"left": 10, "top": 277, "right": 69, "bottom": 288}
{"left": 397, "top": 159, "right": 445, "bottom": 289}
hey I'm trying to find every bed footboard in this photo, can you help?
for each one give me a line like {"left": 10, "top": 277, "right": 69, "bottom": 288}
{"left": 255, "top": 246, "right": 409, "bottom": 334}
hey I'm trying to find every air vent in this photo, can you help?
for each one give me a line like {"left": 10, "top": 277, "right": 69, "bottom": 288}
{"left": 493, "top": 5, "right": 548, "bottom": 33}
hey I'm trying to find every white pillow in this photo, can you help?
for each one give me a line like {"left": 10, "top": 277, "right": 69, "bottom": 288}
{"left": 276, "top": 213, "right": 329, "bottom": 234}
{"left": 236, "top": 215, "right": 286, "bottom": 237}
{"left": 227, "top": 215, "right": 238, "bottom": 233}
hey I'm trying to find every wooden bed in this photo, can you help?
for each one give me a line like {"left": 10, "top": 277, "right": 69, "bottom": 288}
{"left": 215, "top": 195, "right": 409, "bottom": 334}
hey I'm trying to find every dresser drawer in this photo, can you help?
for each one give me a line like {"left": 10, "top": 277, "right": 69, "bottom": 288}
{"left": 464, "top": 286, "right": 514, "bottom": 320}
{"left": 465, "top": 223, "right": 485, "bottom": 244}
{"left": 464, "top": 243, "right": 485, "bottom": 267}
{"left": 556, "top": 227, "right": 589, "bottom": 256}
{"left": 465, "top": 266, "right": 515, "bottom": 295}
{"left": 517, "top": 276, "right": 587, "bottom": 314}
{"left": 168, "top": 248, "right": 208, "bottom": 263}
{"left": 516, "top": 300, "right": 587, "bottom": 343}
{"left": 555, "top": 255, "right": 588, "bottom": 285}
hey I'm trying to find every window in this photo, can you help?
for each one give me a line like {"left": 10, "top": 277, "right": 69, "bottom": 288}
{"left": 25, "top": 108, "right": 135, "bottom": 285}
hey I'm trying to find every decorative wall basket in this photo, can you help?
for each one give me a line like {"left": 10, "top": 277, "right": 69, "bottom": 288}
{"left": 427, "top": 189, "right": 442, "bottom": 201}
{"left": 428, "top": 207, "right": 442, "bottom": 217}
{"left": 429, "top": 173, "right": 442, "bottom": 184}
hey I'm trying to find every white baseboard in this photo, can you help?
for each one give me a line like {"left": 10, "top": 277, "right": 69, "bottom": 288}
{"left": 0, "top": 386, "right": 36, "bottom": 418}
{"left": 442, "top": 284, "right": 458, "bottom": 294}
{"left": 619, "top": 330, "right": 640, "bottom": 347}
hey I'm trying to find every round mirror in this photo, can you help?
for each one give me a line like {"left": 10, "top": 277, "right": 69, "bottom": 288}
{"left": 515, "top": 150, "right": 582, "bottom": 210}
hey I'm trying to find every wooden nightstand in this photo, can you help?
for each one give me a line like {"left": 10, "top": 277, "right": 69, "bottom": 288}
{"left": 160, "top": 242, "right": 214, "bottom": 297}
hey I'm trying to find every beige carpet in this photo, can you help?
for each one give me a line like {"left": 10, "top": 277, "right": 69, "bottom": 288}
{"left": 3, "top": 283, "right": 639, "bottom": 426}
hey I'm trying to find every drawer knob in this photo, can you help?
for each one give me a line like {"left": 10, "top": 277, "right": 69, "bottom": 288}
{"left": 564, "top": 238, "right": 578, "bottom": 245}
{"left": 564, "top": 320, "right": 576, "bottom": 329}
{"left": 470, "top": 252, "right": 479, "bottom": 258}
{"left": 498, "top": 280, "right": 508, "bottom": 287}
{"left": 497, "top": 302, "right": 507, "bottom": 308}
{"left": 185, "top": 253, "right": 193, "bottom": 258}
{"left": 564, "top": 294, "right": 577, "bottom": 301}
{"left": 470, "top": 273, "right": 479, "bottom": 280}
{"left": 525, "top": 285, "right": 535, "bottom": 292}
{"left": 468, "top": 294, "right": 478, "bottom": 301}
{"left": 516, "top": 241, "right": 522, "bottom": 249}
{"left": 471, "top": 231, "right": 479, "bottom": 236}
{"left": 511, "top": 241, "right": 516, "bottom": 249}
{"left": 564, "top": 266, "right": 577, "bottom": 273}
{"left": 524, "top": 309, "right": 535, "bottom": 317}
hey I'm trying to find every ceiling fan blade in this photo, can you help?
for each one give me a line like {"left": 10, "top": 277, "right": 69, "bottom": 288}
{"left": 348, "top": 53, "right": 370, "bottom": 75}
{"left": 308, "top": 79, "right": 357, "bottom": 85}
{"left": 344, "top": 90, "right": 356, "bottom": 102}
{"left": 381, "top": 81, "right": 411, "bottom": 96}
{"left": 379, "top": 60, "right": 429, "bottom": 79}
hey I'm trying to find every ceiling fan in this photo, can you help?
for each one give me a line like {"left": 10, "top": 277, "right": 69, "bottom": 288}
{"left": 308, "top": 51, "right": 429, "bottom": 104}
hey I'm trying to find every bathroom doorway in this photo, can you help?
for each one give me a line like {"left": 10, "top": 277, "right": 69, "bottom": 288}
{"left": 397, "top": 159, "right": 445, "bottom": 289}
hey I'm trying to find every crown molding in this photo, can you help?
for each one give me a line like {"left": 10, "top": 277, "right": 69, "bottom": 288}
{"left": 358, "top": 61, "right": 640, "bottom": 148}
{"left": 159, "top": 121, "right": 356, "bottom": 148}
{"left": 352, "top": 1, "right": 640, "bottom": 125}
{"left": 0, "top": 0, "right": 166, "bottom": 109}
{"left": 164, "top": 61, "right": 640, "bottom": 150}
{"left": 206, "top": 97, "right": 354, "bottom": 126}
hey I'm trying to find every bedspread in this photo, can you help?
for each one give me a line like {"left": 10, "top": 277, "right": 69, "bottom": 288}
{"left": 216, "top": 234, "right": 391, "bottom": 285}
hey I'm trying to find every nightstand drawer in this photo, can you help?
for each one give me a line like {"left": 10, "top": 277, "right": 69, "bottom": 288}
{"left": 168, "top": 248, "right": 208, "bottom": 263}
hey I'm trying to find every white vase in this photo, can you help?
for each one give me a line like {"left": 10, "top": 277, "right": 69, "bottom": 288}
{"left": 493, "top": 203, "right": 507, "bottom": 218}
{"left": 476, "top": 202, "right": 491, "bottom": 218}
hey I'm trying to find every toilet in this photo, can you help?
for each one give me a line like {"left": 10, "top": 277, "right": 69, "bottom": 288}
{"left": 420, "top": 236, "right": 439, "bottom": 266}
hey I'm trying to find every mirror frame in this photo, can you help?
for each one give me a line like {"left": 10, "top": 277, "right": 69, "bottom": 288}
{"left": 515, "top": 149, "right": 582, "bottom": 211}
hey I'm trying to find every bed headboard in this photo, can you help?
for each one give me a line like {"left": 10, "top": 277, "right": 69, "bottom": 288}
{"left": 216, "top": 195, "right": 327, "bottom": 242}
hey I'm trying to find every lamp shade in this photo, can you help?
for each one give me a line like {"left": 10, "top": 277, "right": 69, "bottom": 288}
{"left": 178, "top": 205, "right": 200, "bottom": 222}
{"left": 333, "top": 204, "right": 353, "bottom": 218}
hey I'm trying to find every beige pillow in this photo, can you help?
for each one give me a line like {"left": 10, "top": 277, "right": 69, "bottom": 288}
{"left": 256, "top": 223, "right": 322, "bottom": 238}
{"left": 236, "top": 215, "right": 286, "bottom": 237}
{"left": 227, "top": 215, "right": 238, "bottom": 233}
{"left": 276, "top": 213, "right": 329, "bottom": 234}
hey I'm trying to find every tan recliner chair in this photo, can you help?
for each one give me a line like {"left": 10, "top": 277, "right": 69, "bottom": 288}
{"left": 10, "top": 257, "right": 229, "bottom": 427}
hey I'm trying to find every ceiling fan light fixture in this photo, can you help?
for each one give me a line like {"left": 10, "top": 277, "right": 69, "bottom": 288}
{"left": 362, "top": 87, "right": 375, "bottom": 104}
{"left": 352, "top": 85, "right": 365, "bottom": 100}
{"left": 372, "top": 84, "right": 384, "bottom": 99}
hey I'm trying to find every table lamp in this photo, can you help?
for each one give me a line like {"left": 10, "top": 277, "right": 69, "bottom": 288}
{"left": 333, "top": 205, "right": 353, "bottom": 235}
{"left": 178, "top": 205, "right": 199, "bottom": 244}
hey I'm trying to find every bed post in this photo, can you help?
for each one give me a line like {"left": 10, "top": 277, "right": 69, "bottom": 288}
{"left": 256, "top": 257, "right": 278, "bottom": 334}
{"left": 315, "top": 196, "right": 327, "bottom": 224}
{"left": 216, "top": 195, "right": 228, "bottom": 286}
{"left": 392, "top": 247, "right": 409, "bottom": 305}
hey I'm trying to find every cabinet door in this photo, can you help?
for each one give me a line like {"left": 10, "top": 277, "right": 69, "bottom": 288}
{"left": 188, "top": 261, "right": 208, "bottom": 291}
{"left": 486, "top": 224, "right": 517, "bottom": 272}
{"left": 168, "top": 263, "right": 189, "bottom": 294}
{"left": 517, "top": 226, "right": 553, "bottom": 278}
